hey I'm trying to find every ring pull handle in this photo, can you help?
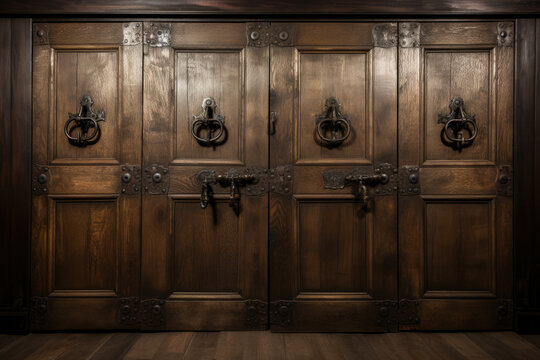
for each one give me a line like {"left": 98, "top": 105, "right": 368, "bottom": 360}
{"left": 315, "top": 97, "right": 351, "bottom": 146}
{"left": 64, "top": 95, "right": 105, "bottom": 147}
{"left": 191, "top": 97, "right": 226, "bottom": 146}
{"left": 437, "top": 97, "right": 478, "bottom": 152}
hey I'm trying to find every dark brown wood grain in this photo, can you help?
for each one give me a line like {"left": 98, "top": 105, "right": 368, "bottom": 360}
{"left": 0, "top": 18, "right": 31, "bottom": 333}
{"left": 515, "top": 18, "right": 540, "bottom": 333}
{"left": 398, "top": 21, "right": 514, "bottom": 331}
{"left": 1, "top": 0, "right": 540, "bottom": 15}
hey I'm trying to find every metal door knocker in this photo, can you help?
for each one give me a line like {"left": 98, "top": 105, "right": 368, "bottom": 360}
{"left": 315, "top": 97, "right": 351, "bottom": 146}
{"left": 64, "top": 95, "right": 105, "bottom": 147}
{"left": 437, "top": 97, "right": 478, "bottom": 151}
{"left": 191, "top": 97, "right": 227, "bottom": 146}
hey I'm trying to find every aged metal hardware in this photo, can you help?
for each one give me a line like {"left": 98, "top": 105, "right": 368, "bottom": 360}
{"left": 398, "top": 299, "right": 420, "bottom": 325}
{"left": 399, "top": 166, "right": 420, "bottom": 195}
{"left": 497, "top": 300, "right": 513, "bottom": 325}
{"left": 196, "top": 168, "right": 257, "bottom": 214}
{"left": 144, "top": 23, "right": 170, "bottom": 47}
{"left": 247, "top": 23, "right": 293, "bottom": 47}
{"left": 269, "top": 111, "right": 277, "bottom": 135}
{"left": 144, "top": 164, "right": 169, "bottom": 195}
{"left": 316, "top": 97, "right": 351, "bottom": 146}
{"left": 141, "top": 299, "right": 166, "bottom": 328}
{"left": 323, "top": 164, "right": 397, "bottom": 208}
{"left": 64, "top": 96, "right": 105, "bottom": 147}
{"left": 119, "top": 297, "right": 140, "bottom": 325}
{"left": 32, "top": 165, "right": 49, "bottom": 194}
{"left": 33, "top": 24, "right": 49, "bottom": 45}
{"left": 438, "top": 97, "right": 478, "bottom": 151}
{"left": 270, "top": 300, "right": 295, "bottom": 327}
{"left": 376, "top": 301, "right": 399, "bottom": 330}
{"left": 30, "top": 297, "right": 47, "bottom": 326}
{"left": 121, "top": 165, "right": 141, "bottom": 195}
{"left": 399, "top": 23, "right": 420, "bottom": 48}
{"left": 245, "top": 165, "right": 293, "bottom": 196}
{"left": 497, "top": 165, "right": 513, "bottom": 196}
{"left": 372, "top": 23, "right": 398, "bottom": 48}
{"left": 245, "top": 300, "right": 268, "bottom": 327}
{"left": 123, "top": 22, "right": 142, "bottom": 46}
{"left": 498, "top": 22, "right": 514, "bottom": 47}
{"left": 192, "top": 98, "right": 226, "bottom": 146}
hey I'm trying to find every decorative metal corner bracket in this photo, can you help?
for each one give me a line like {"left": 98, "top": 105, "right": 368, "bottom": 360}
{"left": 32, "top": 165, "right": 49, "bottom": 195}
{"left": 497, "top": 165, "right": 513, "bottom": 196}
{"left": 376, "top": 300, "right": 399, "bottom": 330}
{"left": 121, "top": 164, "right": 142, "bottom": 196}
{"left": 30, "top": 296, "right": 48, "bottom": 326}
{"left": 123, "top": 22, "right": 142, "bottom": 46}
{"left": 399, "top": 23, "right": 420, "bottom": 48}
{"left": 322, "top": 163, "right": 398, "bottom": 196}
{"left": 399, "top": 166, "right": 420, "bottom": 196}
{"left": 34, "top": 24, "right": 49, "bottom": 45}
{"left": 372, "top": 23, "right": 398, "bottom": 48}
{"left": 270, "top": 300, "right": 295, "bottom": 327}
{"left": 398, "top": 299, "right": 420, "bottom": 325}
{"left": 141, "top": 299, "right": 166, "bottom": 328}
{"left": 497, "top": 299, "right": 513, "bottom": 325}
{"left": 247, "top": 23, "right": 293, "bottom": 47}
{"left": 144, "top": 23, "right": 171, "bottom": 47}
{"left": 144, "top": 164, "right": 170, "bottom": 195}
{"left": 119, "top": 297, "right": 141, "bottom": 325}
{"left": 118, "top": 298, "right": 166, "bottom": 328}
{"left": 245, "top": 299, "right": 268, "bottom": 327}
{"left": 498, "top": 22, "right": 514, "bottom": 47}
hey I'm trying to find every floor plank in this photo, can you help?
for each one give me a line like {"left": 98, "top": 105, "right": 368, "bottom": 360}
{"left": 0, "top": 331, "right": 539, "bottom": 360}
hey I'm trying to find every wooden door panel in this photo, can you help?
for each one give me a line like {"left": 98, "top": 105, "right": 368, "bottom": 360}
{"left": 297, "top": 51, "right": 371, "bottom": 164}
{"left": 175, "top": 50, "right": 244, "bottom": 164}
{"left": 31, "top": 22, "right": 142, "bottom": 330}
{"left": 424, "top": 50, "right": 494, "bottom": 163}
{"left": 142, "top": 22, "right": 268, "bottom": 330}
{"left": 53, "top": 50, "right": 119, "bottom": 163}
{"left": 270, "top": 22, "right": 398, "bottom": 332}
{"left": 398, "top": 22, "right": 513, "bottom": 330}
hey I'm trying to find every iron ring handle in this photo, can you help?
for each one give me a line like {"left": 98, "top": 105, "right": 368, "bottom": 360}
{"left": 191, "top": 119, "right": 225, "bottom": 144}
{"left": 64, "top": 117, "right": 100, "bottom": 143}
{"left": 443, "top": 118, "right": 478, "bottom": 144}
{"left": 316, "top": 118, "right": 351, "bottom": 145}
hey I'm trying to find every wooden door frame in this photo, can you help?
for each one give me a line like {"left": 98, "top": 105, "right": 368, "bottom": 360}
{"left": 0, "top": 10, "right": 539, "bottom": 333}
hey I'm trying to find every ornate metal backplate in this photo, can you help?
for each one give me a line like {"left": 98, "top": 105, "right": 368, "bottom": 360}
{"left": 32, "top": 165, "right": 49, "bottom": 195}
{"left": 64, "top": 96, "right": 106, "bottom": 147}
{"left": 30, "top": 296, "right": 48, "bottom": 326}
{"left": 497, "top": 165, "right": 513, "bottom": 196}
{"left": 376, "top": 300, "right": 399, "bottom": 330}
{"left": 372, "top": 23, "right": 398, "bottom": 48}
{"left": 144, "top": 164, "right": 170, "bottom": 195}
{"left": 247, "top": 23, "right": 293, "bottom": 47}
{"left": 498, "top": 22, "right": 514, "bottom": 47}
{"left": 398, "top": 299, "right": 420, "bottom": 325}
{"left": 245, "top": 299, "right": 268, "bottom": 327}
{"left": 121, "top": 165, "right": 141, "bottom": 196}
{"left": 399, "top": 23, "right": 420, "bottom": 48}
{"left": 438, "top": 97, "right": 478, "bottom": 151}
{"left": 399, "top": 166, "right": 420, "bottom": 196}
{"left": 270, "top": 300, "right": 295, "bottom": 327}
{"left": 246, "top": 165, "right": 293, "bottom": 196}
{"left": 119, "top": 297, "right": 140, "bottom": 325}
{"left": 123, "top": 22, "right": 142, "bottom": 46}
{"left": 33, "top": 24, "right": 49, "bottom": 45}
{"left": 144, "top": 23, "right": 171, "bottom": 47}
{"left": 141, "top": 299, "right": 166, "bottom": 328}
{"left": 191, "top": 97, "right": 227, "bottom": 146}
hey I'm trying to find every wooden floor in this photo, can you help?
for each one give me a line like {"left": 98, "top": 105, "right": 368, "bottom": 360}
{"left": 0, "top": 331, "right": 539, "bottom": 360}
